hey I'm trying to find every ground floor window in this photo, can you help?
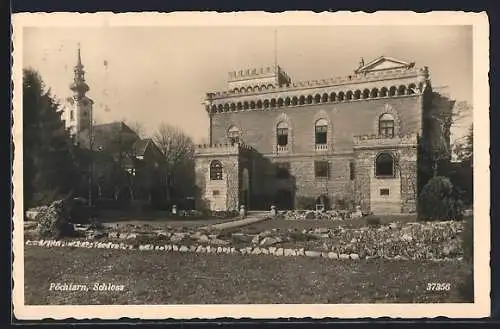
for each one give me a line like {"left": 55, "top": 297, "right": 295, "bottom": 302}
{"left": 314, "top": 161, "right": 329, "bottom": 179}
{"left": 375, "top": 152, "right": 394, "bottom": 177}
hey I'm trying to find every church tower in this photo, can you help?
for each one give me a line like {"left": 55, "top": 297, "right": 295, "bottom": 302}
{"left": 65, "top": 44, "right": 93, "bottom": 142}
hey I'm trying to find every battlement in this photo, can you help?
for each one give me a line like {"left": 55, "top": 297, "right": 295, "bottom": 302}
{"left": 195, "top": 142, "right": 253, "bottom": 156}
{"left": 228, "top": 65, "right": 291, "bottom": 83}
{"left": 353, "top": 133, "right": 418, "bottom": 148}
{"left": 207, "top": 66, "right": 427, "bottom": 101}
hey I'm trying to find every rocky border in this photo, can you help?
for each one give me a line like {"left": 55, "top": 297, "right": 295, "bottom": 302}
{"left": 24, "top": 239, "right": 462, "bottom": 262}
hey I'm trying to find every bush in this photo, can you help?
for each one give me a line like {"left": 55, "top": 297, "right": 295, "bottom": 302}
{"left": 333, "top": 196, "right": 354, "bottom": 211}
{"left": 417, "top": 176, "right": 464, "bottom": 221}
{"left": 295, "top": 196, "right": 316, "bottom": 210}
{"left": 462, "top": 216, "right": 474, "bottom": 262}
{"left": 366, "top": 215, "right": 381, "bottom": 228}
{"left": 36, "top": 199, "right": 75, "bottom": 239}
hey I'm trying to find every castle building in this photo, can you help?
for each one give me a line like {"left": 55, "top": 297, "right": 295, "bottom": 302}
{"left": 194, "top": 56, "right": 455, "bottom": 214}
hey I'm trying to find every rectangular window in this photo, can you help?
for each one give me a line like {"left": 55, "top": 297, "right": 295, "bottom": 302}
{"left": 212, "top": 190, "right": 220, "bottom": 196}
{"left": 314, "top": 161, "right": 329, "bottom": 179}
{"left": 276, "top": 162, "right": 291, "bottom": 179}
{"left": 276, "top": 128, "right": 288, "bottom": 146}
{"left": 379, "top": 121, "right": 395, "bottom": 138}
{"left": 380, "top": 188, "right": 390, "bottom": 196}
{"left": 349, "top": 161, "right": 355, "bottom": 180}
{"left": 315, "top": 126, "right": 327, "bottom": 144}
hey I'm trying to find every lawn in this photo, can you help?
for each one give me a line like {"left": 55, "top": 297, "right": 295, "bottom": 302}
{"left": 24, "top": 246, "right": 473, "bottom": 305}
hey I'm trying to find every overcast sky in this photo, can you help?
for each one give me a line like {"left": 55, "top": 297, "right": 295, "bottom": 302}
{"left": 23, "top": 25, "right": 472, "bottom": 143}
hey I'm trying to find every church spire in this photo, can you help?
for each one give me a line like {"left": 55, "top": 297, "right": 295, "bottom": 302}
{"left": 70, "top": 43, "right": 90, "bottom": 98}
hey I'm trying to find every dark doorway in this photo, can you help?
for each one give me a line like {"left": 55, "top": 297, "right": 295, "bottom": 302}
{"left": 275, "top": 189, "right": 294, "bottom": 210}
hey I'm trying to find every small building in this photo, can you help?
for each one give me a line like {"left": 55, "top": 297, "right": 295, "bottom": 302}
{"left": 62, "top": 45, "right": 168, "bottom": 209}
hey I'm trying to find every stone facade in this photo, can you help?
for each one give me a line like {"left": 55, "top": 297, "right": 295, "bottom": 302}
{"left": 195, "top": 56, "right": 454, "bottom": 214}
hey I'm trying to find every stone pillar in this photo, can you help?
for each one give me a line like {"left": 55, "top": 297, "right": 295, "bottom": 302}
{"left": 172, "top": 205, "right": 177, "bottom": 215}
{"left": 270, "top": 205, "right": 277, "bottom": 217}
{"left": 239, "top": 204, "right": 246, "bottom": 218}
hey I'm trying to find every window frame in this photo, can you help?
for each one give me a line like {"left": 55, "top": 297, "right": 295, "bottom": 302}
{"left": 209, "top": 160, "right": 224, "bottom": 180}
{"left": 378, "top": 113, "right": 395, "bottom": 138}
{"left": 375, "top": 152, "right": 395, "bottom": 178}
{"left": 315, "top": 119, "right": 328, "bottom": 145}
{"left": 314, "top": 160, "right": 330, "bottom": 179}
{"left": 276, "top": 122, "right": 289, "bottom": 146}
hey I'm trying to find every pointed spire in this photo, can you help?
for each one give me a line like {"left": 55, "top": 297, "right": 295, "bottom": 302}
{"left": 70, "top": 43, "right": 89, "bottom": 98}
{"left": 76, "top": 42, "right": 83, "bottom": 68}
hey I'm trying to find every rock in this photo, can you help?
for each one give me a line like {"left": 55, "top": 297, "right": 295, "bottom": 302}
{"left": 261, "top": 248, "right": 269, "bottom": 255}
{"left": 305, "top": 250, "right": 321, "bottom": 257}
{"left": 349, "top": 253, "right": 360, "bottom": 260}
{"left": 339, "top": 254, "right": 350, "bottom": 260}
{"left": 197, "top": 235, "right": 210, "bottom": 243}
{"left": 314, "top": 228, "right": 329, "bottom": 234}
{"left": 275, "top": 248, "right": 284, "bottom": 256}
{"left": 252, "top": 247, "right": 262, "bottom": 255}
{"left": 401, "top": 233, "right": 413, "bottom": 242}
{"left": 260, "top": 237, "right": 280, "bottom": 247}
{"left": 304, "top": 211, "right": 316, "bottom": 219}
{"left": 210, "top": 238, "right": 229, "bottom": 246}
{"left": 297, "top": 248, "right": 305, "bottom": 256}
{"left": 327, "top": 252, "right": 338, "bottom": 259}
{"left": 251, "top": 235, "right": 260, "bottom": 245}
{"left": 268, "top": 247, "right": 277, "bottom": 254}
{"left": 170, "top": 233, "right": 185, "bottom": 243}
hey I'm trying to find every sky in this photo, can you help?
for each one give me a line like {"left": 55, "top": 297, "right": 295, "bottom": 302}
{"left": 23, "top": 25, "right": 473, "bottom": 143}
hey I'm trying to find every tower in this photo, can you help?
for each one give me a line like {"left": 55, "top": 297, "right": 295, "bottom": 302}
{"left": 65, "top": 43, "right": 93, "bottom": 141}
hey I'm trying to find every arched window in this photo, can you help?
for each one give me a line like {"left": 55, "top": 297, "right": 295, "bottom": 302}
{"left": 276, "top": 121, "right": 289, "bottom": 146}
{"left": 322, "top": 93, "right": 329, "bottom": 102}
{"left": 370, "top": 88, "right": 379, "bottom": 98}
{"left": 314, "top": 94, "right": 321, "bottom": 103}
{"left": 315, "top": 118, "right": 328, "bottom": 145}
{"left": 306, "top": 95, "right": 313, "bottom": 104}
{"left": 379, "top": 113, "right": 395, "bottom": 138}
{"left": 210, "top": 160, "right": 223, "bottom": 180}
{"left": 228, "top": 126, "right": 240, "bottom": 144}
{"left": 354, "top": 90, "right": 361, "bottom": 100}
{"left": 362, "top": 89, "right": 370, "bottom": 99}
{"left": 375, "top": 153, "right": 394, "bottom": 177}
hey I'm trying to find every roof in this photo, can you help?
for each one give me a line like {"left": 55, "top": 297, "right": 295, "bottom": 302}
{"left": 354, "top": 56, "right": 415, "bottom": 74}
{"left": 132, "top": 138, "right": 152, "bottom": 156}
{"left": 78, "top": 121, "right": 139, "bottom": 153}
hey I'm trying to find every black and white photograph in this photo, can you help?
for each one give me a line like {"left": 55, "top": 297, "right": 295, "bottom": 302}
{"left": 12, "top": 11, "right": 490, "bottom": 319}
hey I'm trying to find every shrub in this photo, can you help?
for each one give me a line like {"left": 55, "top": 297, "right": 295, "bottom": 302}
{"left": 417, "top": 176, "right": 464, "bottom": 221}
{"left": 366, "top": 215, "right": 381, "bottom": 228}
{"left": 462, "top": 216, "right": 474, "bottom": 262}
{"left": 295, "top": 196, "right": 316, "bottom": 210}
{"left": 333, "top": 195, "right": 354, "bottom": 210}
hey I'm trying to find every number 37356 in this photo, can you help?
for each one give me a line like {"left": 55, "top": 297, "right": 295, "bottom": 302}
{"left": 426, "top": 282, "right": 451, "bottom": 291}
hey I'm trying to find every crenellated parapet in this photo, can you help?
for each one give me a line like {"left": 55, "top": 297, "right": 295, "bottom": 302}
{"left": 353, "top": 133, "right": 418, "bottom": 149}
{"left": 204, "top": 65, "right": 430, "bottom": 114}
{"left": 195, "top": 142, "right": 253, "bottom": 156}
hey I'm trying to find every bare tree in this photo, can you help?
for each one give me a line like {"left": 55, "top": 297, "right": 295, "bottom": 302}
{"left": 425, "top": 97, "right": 472, "bottom": 177}
{"left": 153, "top": 123, "right": 196, "bottom": 201}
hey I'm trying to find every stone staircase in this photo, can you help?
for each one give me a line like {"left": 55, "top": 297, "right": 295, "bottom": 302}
{"left": 202, "top": 211, "right": 270, "bottom": 231}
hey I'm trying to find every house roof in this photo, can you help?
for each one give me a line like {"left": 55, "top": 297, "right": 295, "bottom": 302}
{"left": 354, "top": 56, "right": 415, "bottom": 74}
{"left": 78, "top": 121, "right": 139, "bottom": 153}
{"left": 132, "top": 138, "right": 152, "bottom": 156}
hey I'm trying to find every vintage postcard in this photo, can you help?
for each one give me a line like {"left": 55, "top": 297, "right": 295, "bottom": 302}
{"left": 12, "top": 11, "right": 490, "bottom": 320}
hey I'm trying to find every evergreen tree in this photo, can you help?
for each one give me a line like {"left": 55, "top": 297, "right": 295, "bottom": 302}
{"left": 23, "top": 68, "right": 79, "bottom": 207}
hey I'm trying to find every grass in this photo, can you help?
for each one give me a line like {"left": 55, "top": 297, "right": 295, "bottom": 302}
{"left": 24, "top": 246, "right": 473, "bottom": 305}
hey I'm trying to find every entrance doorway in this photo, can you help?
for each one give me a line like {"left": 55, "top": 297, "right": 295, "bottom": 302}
{"left": 275, "top": 189, "right": 294, "bottom": 210}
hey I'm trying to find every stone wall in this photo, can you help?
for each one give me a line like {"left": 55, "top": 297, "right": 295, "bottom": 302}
{"left": 353, "top": 144, "right": 417, "bottom": 214}
{"left": 194, "top": 151, "right": 240, "bottom": 211}
{"left": 211, "top": 96, "right": 422, "bottom": 155}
